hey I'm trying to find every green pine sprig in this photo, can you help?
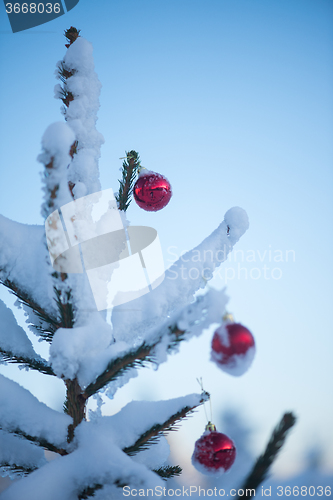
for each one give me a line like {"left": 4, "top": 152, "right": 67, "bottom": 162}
{"left": 83, "top": 324, "right": 187, "bottom": 399}
{"left": 0, "top": 425, "right": 68, "bottom": 457}
{"left": 64, "top": 27, "right": 81, "bottom": 47}
{"left": 78, "top": 484, "right": 103, "bottom": 500}
{"left": 116, "top": 150, "right": 141, "bottom": 211}
{"left": 53, "top": 287, "right": 74, "bottom": 329}
{"left": 153, "top": 465, "right": 182, "bottom": 480}
{"left": 0, "top": 462, "right": 38, "bottom": 477}
{"left": 0, "top": 347, "right": 55, "bottom": 376}
{"left": 123, "top": 394, "right": 209, "bottom": 456}
{"left": 236, "top": 412, "right": 297, "bottom": 498}
{"left": 0, "top": 277, "right": 61, "bottom": 343}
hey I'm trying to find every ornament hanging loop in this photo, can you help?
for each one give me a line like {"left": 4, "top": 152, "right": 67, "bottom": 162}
{"left": 197, "top": 378, "right": 213, "bottom": 425}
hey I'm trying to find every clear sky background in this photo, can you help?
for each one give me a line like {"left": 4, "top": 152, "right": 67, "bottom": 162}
{"left": 0, "top": 0, "right": 333, "bottom": 486}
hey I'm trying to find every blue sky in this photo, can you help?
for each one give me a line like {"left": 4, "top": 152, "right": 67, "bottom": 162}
{"left": 0, "top": 0, "right": 333, "bottom": 483}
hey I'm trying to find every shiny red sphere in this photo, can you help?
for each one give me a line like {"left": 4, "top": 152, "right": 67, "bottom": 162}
{"left": 212, "top": 323, "right": 255, "bottom": 360}
{"left": 192, "top": 431, "right": 236, "bottom": 474}
{"left": 133, "top": 172, "right": 172, "bottom": 211}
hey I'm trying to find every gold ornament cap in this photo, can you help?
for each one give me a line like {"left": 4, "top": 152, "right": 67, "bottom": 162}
{"left": 222, "top": 312, "right": 234, "bottom": 323}
{"left": 205, "top": 421, "right": 216, "bottom": 432}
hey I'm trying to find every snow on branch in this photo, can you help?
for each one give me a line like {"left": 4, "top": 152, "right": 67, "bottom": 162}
{"left": 50, "top": 312, "right": 119, "bottom": 389}
{"left": 0, "top": 347, "right": 55, "bottom": 376}
{"left": 77, "top": 466, "right": 183, "bottom": 498}
{"left": 120, "top": 393, "right": 210, "bottom": 456}
{"left": 10, "top": 393, "right": 202, "bottom": 498}
{"left": 88, "top": 393, "right": 209, "bottom": 453}
{"left": 0, "top": 299, "right": 54, "bottom": 374}
{"left": 0, "top": 374, "right": 72, "bottom": 452}
{"left": 55, "top": 31, "right": 104, "bottom": 198}
{"left": 0, "top": 424, "right": 164, "bottom": 500}
{"left": 0, "top": 430, "right": 46, "bottom": 478}
{"left": 0, "top": 217, "right": 58, "bottom": 325}
{"left": 153, "top": 465, "right": 182, "bottom": 480}
{"left": 81, "top": 288, "right": 228, "bottom": 399}
{"left": 111, "top": 207, "right": 249, "bottom": 341}
{"left": 1, "top": 278, "right": 60, "bottom": 342}
{"left": 39, "top": 122, "right": 76, "bottom": 219}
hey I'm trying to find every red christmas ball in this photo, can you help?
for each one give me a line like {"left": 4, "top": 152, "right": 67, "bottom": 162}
{"left": 211, "top": 322, "right": 255, "bottom": 376}
{"left": 133, "top": 171, "right": 172, "bottom": 211}
{"left": 192, "top": 425, "right": 236, "bottom": 476}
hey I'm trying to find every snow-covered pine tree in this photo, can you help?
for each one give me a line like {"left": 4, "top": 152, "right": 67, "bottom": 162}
{"left": 0, "top": 28, "right": 295, "bottom": 500}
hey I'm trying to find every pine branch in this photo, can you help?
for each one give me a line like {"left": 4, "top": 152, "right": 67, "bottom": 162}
{"left": 153, "top": 465, "right": 182, "bottom": 480}
{"left": 83, "top": 342, "right": 154, "bottom": 399}
{"left": 64, "top": 26, "right": 80, "bottom": 47}
{"left": 236, "top": 412, "right": 297, "bottom": 498}
{"left": 0, "top": 347, "right": 55, "bottom": 376}
{"left": 86, "top": 290, "right": 216, "bottom": 399}
{"left": 42, "top": 156, "right": 60, "bottom": 213}
{"left": 53, "top": 287, "right": 74, "bottom": 329}
{"left": 123, "top": 394, "right": 209, "bottom": 456}
{"left": 0, "top": 425, "right": 68, "bottom": 457}
{"left": 56, "top": 27, "right": 81, "bottom": 197}
{"left": 65, "top": 378, "right": 87, "bottom": 443}
{"left": 59, "top": 86, "right": 74, "bottom": 107}
{"left": 0, "top": 278, "right": 60, "bottom": 342}
{"left": 83, "top": 325, "right": 186, "bottom": 400}
{"left": 0, "top": 462, "right": 37, "bottom": 477}
{"left": 78, "top": 479, "right": 126, "bottom": 500}
{"left": 78, "top": 484, "right": 103, "bottom": 500}
{"left": 116, "top": 150, "right": 141, "bottom": 211}
{"left": 167, "top": 325, "right": 187, "bottom": 351}
{"left": 0, "top": 278, "right": 74, "bottom": 341}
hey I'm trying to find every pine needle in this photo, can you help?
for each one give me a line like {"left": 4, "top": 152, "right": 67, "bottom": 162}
{"left": 0, "top": 347, "right": 55, "bottom": 376}
{"left": 153, "top": 465, "right": 182, "bottom": 480}
{"left": 123, "top": 395, "right": 208, "bottom": 456}
{"left": 116, "top": 150, "right": 141, "bottom": 211}
{"left": 236, "top": 412, "right": 297, "bottom": 498}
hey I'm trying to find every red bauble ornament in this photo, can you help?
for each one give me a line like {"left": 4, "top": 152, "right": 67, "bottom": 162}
{"left": 211, "top": 320, "right": 255, "bottom": 376}
{"left": 192, "top": 422, "right": 236, "bottom": 476}
{"left": 133, "top": 171, "right": 172, "bottom": 211}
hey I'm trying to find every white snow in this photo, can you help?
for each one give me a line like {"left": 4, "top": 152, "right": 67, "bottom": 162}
{"left": 0, "top": 374, "right": 71, "bottom": 448}
{"left": 111, "top": 207, "right": 249, "bottom": 342}
{"left": 0, "top": 299, "right": 39, "bottom": 360}
{"left": 0, "top": 393, "right": 202, "bottom": 500}
{"left": 192, "top": 455, "right": 230, "bottom": 477}
{"left": 0, "top": 430, "right": 46, "bottom": 477}
{"left": 63, "top": 37, "right": 95, "bottom": 73}
{"left": 224, "top": 206, "right": 249, "bottom": 240}
{"left": 97, "top": 288, "right": 228, "bottom": 398}
{"left": 131, "top": 435, "right": 170, "bottom": 469}
{"left": 40, "top": 122, "right": 75, "bottom": 160}
{"left": 0, "top": 434, "right": 162, "bottom": 500}
{"left": 97, "top": 393, "right": 207, "bottom": 450}
{"left": 104, "top": 367, "right": 139, "bottom": 400}
{"left": 175, "top": 288, "right": 229, "bottom": 339}
{"left": 211, "top": 345, "right": 256, "bottom": 376}
{"left": 38, "top": 122, "right": 76, "bottom": 219}
{"left": 50, "top": 312, "right": 129, "bottom": 388}
{"left": 211, "top": 323, "right": 230, "bottom": 347}
{"left": 56, "top": 37, "right": 104, "bottom": 197}
{"left": 0, "top": 216, "right": 57, "bottom": 322}
{"left": 48, "top": 285, "right": 228, "bottom": 394}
